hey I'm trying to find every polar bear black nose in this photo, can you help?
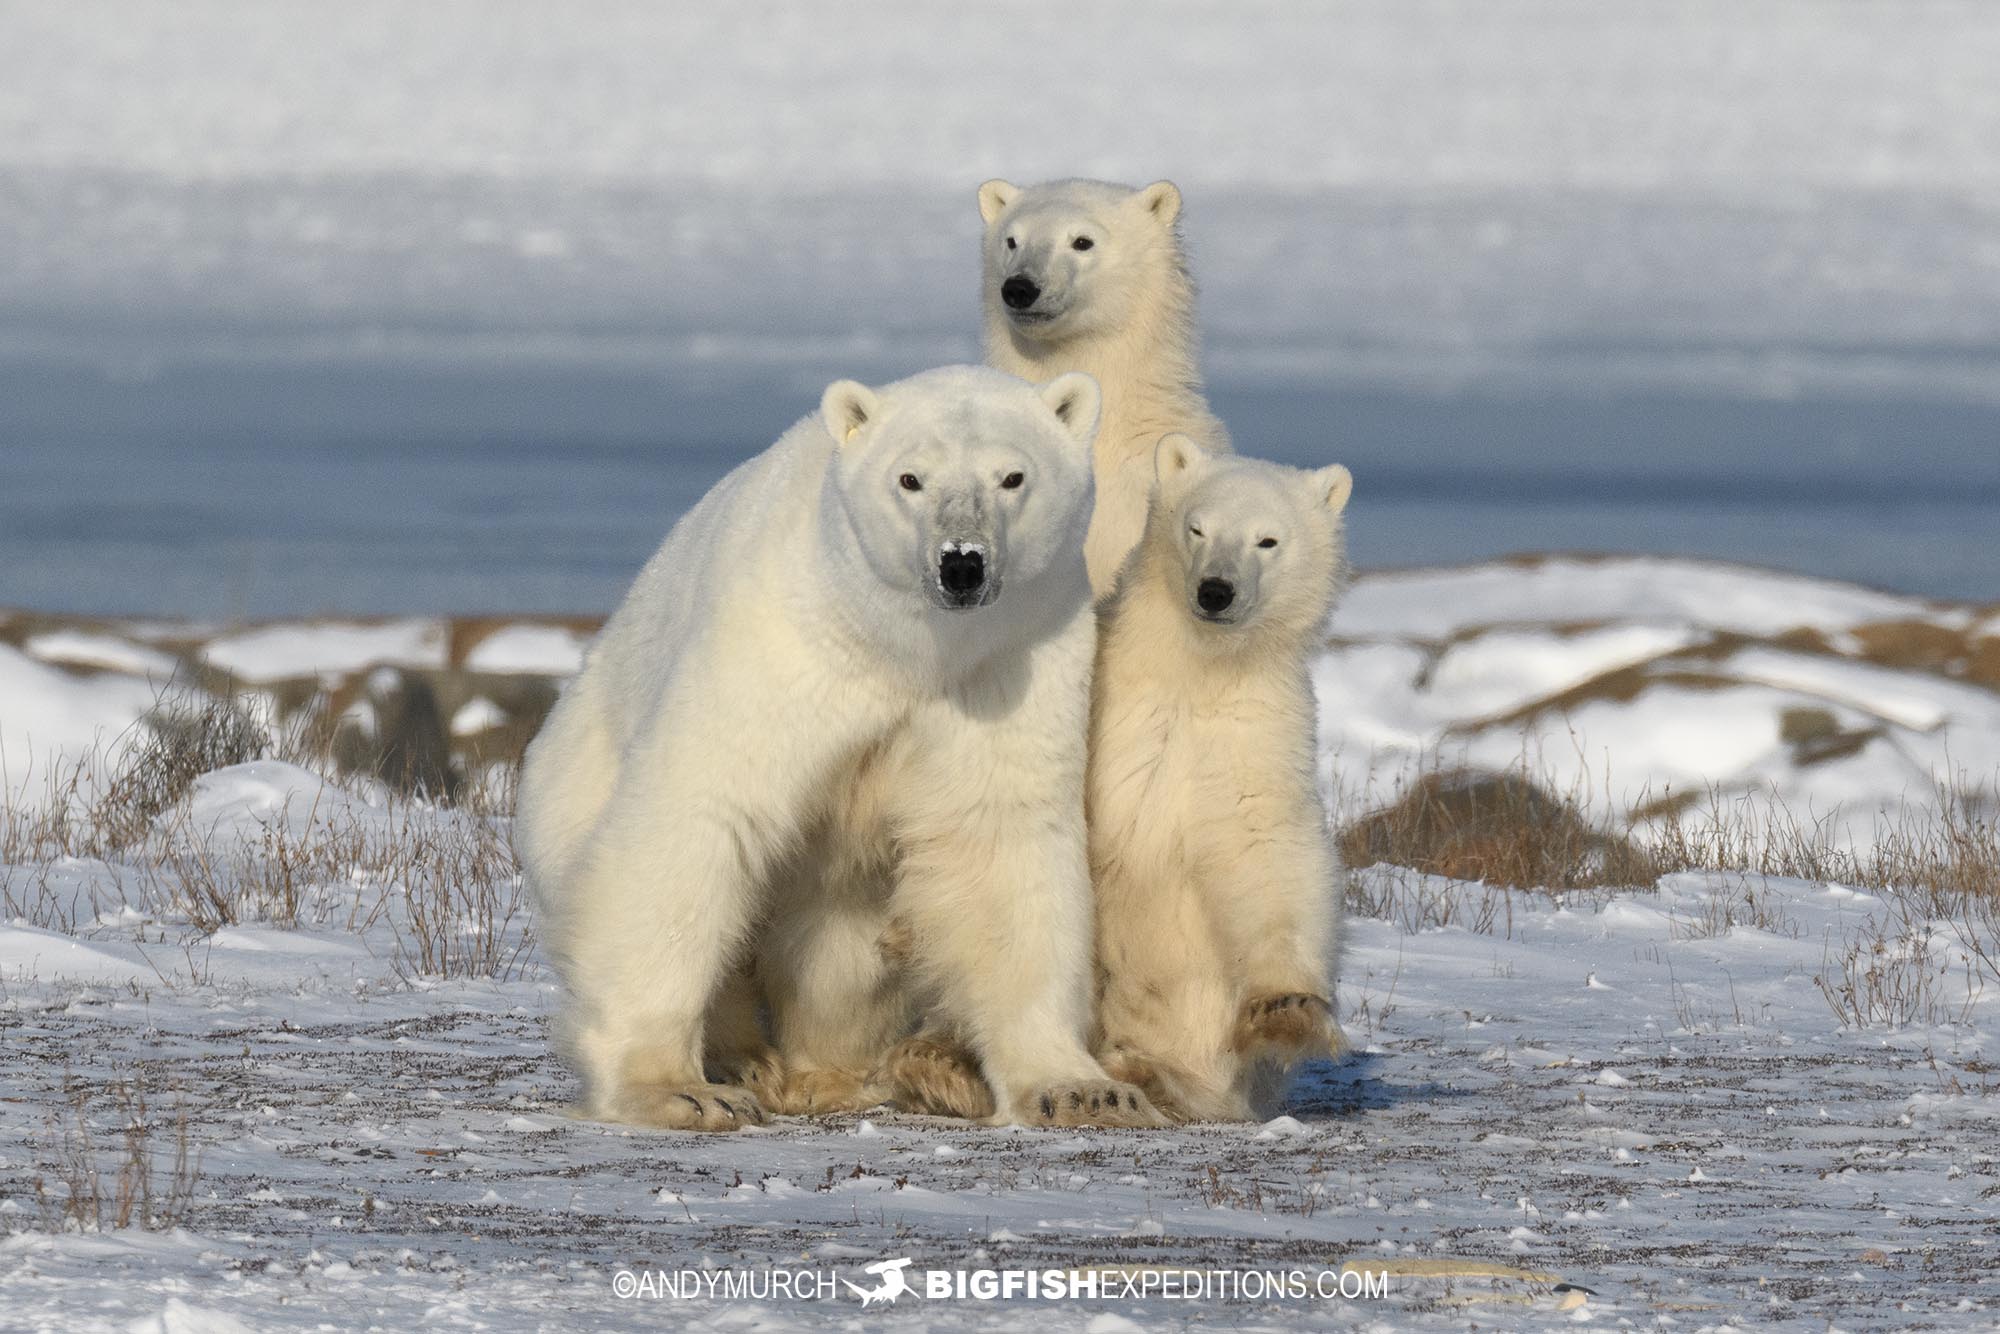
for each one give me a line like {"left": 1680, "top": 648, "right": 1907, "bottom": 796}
{"left": 1197, "top": 578, "right": 1235, "bottom": 613}
{"left": 1001, "top": 276, "right": 1041, "bottom": 310}
{"left": 940, "top": 548, "right": 986, "bottom": 596}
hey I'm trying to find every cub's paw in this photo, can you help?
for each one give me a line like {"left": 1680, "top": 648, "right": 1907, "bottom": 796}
{"left": 611, "top": 1082, "right": 767, "bottom": 1132}
{"left": 1233, "top": 992, "right": 1336, "bottom": 1057}
{"left": 1013, "top": 1080, "right": 1166, "bottom": 1129}
{"left": 771, "top": 1067, "right": 885, "bottom": 1117}
{"left": 874, "top": 1038, "right": 995, "bottom": 1120}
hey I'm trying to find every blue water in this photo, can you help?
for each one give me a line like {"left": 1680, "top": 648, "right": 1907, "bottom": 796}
{"left": 4, "top": 361, "right": 1995, "bottom": 617}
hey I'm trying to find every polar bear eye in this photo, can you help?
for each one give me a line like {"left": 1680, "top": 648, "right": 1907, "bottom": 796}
{"left": 1258, "top": 537, "right": 1278, "bottom": 549}
{"left": 1188, "top": 523, "right": 1203, "bottom": 538}
{"left": 1072, "top": 236, "right": 1094, "bottom": 251}
{"left": 1001, "top": 471, "right": 1025, "bottom": 490}
{"left": 898, "top": 473, "right": 922, "bottom": 492}
{"left": 1004, "top": 236, "right": 1018, "bottom": 251}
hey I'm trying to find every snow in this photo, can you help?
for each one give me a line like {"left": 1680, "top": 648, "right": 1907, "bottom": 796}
{"left": 0, "top": 643, "right": 158, "bottom": 801}
{"left": 4, "top": 556, "right": 1994, "bottom": 844}
{"left": 182, "top": 761, "right": 370, "bottom": 842}
{"left": 463, "top": 625, "right": 588, "bottom": 677}
{"left": 1309, "top": 558, "right": 2000, "bottom": 840}
{"left": 199, "top": 621, "right": 446, "bottom": 684}
{"left": 0, "top": 923, "right": 152, "bottom": 985}
{"left": 448, "top": 697, "right": 508, "bottom": 737}
{"left": 22, "top": 631, "right": 181, "bottom": 680}
{"left": 1, "top": 837, "right": 1993, "bottom": 1326}
{"left": 0, "top": 559, "right": 1993, "bottom": 1324}
{"left": 1337, "top": 556, "right": 1940, "bottom": 642}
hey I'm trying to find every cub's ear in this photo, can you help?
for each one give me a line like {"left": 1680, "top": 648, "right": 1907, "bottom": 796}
{"left": 1038, "top": 371, "right": 1101, "bottom": 446}
{"left": 1138, "top": 180, "right": 1181, "bottom": 226}
{"left": 1154, "top": 432, "right": 1211, "bottom": 485}
{"left": 1314, "top": 463, "right": 1355, "bottom": 513}
{"left": 820, "top": 379, "right": 882, "bottom": 445}
{"left": 977, "top": 179, "right": 1019, "bottom": 226}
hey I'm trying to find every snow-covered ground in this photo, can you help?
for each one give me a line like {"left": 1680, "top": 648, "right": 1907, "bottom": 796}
{"left": 2, "top": 761, "right": 1996, "bottom": 1329}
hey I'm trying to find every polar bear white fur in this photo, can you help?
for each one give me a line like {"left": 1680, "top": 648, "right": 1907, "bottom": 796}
{"left": 1090, "top": 435, "right": 1354, "bottom": 1122}
{"left": 978, "top": 177, "right": 1231, "bottom": 595}
{"left": 515, "top": 365, "right": 1161, "bottom": 1131}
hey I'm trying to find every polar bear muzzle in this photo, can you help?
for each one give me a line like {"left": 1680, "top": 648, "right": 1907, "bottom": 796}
{"left": 936, "top": 540, "right": 993, "bottom": 609}
{"left": 1001, "top": 276, "right": 1041, "bottom": 310}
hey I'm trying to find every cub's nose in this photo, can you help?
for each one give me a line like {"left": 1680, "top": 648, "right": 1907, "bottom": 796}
{"left": 1001, "top": 276, "right": 1041, "bottom": 310}
{"left": 1196, "top": 578, "right": 1235, "bottom": 614}
{"left": 940, "top": 548, "right": 986, "bottom": 596}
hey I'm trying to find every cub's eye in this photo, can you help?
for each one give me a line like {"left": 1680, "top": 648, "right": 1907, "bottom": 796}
{"left": 1004, "top": 236, "right": 1018, "bottom": 251}
{"left": 1258, "top": 537, "right": 1278, "bottom": 549}
{"left": 1001, "top": 471, "right": 1025, "bottom": 490}
{"left": 898, "top": 474, "right": 922, "bottom": 492}
{"left": 1188, "top": 524, "right": 1203, "bottom": 537}
{"left": 1072, "top": 236, "right": 1094, "bottom": 251}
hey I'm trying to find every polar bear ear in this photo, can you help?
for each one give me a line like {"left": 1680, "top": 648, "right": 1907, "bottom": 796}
{"left": 820, "top": 379, "right": 882, "bottom": 446}
{"left": 1313, "top": 463, "right": 1355, "bottom": 514}
{"left": 1038, "top": 372, "right": 1101, "bottom": 447}
{"left": 1139, "top": 180, "right": 1182, "bottom": 226}
{"left": 1154, "top": 433, "right": 1211, "bottom": 486}
{"left": 977, "top": 179, "right": 1019, "bottom": 226}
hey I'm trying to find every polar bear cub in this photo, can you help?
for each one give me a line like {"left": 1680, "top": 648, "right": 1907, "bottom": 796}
{"left": 978, "top": 178, "right": 1231, "bottom": 596}
{"left": 516, "top": 365, "right": 1158, "bottom": 1131}
{"left": 1091, "top": 435, "right": 1354, "bottom": 1122}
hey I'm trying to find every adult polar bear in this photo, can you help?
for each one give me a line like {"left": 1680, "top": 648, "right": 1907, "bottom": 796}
{"left": 979, "top": 177, "right": 1231, "bottom": 595}
{"left": 516, "top": 365, "right": 1159, "bottom": 1131}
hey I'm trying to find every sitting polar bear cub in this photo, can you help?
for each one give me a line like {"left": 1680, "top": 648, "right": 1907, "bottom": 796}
{"left": 515, "top": 364, "right": 1161, "bottom": 1131}
{"left": 1091, "top": 435, "right": 1355, "bottom": 1122}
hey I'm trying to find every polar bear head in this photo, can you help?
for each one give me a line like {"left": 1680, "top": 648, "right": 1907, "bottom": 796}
{"left": 1143, "top": 434, "right": 1352, "bottom": 648}
{"left": 818, "top": 366, "right": 1100, "bottom": 612}
{"left": 977, "top": 178, "right": 1186, "bottom": 347}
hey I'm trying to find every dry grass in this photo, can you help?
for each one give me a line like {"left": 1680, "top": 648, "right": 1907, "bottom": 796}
{"left": 1339, "top": 754, "right": 2000, "bottom": 1026}
{"left": 1815, "top": 906, "right": 1985, "bottom": 1029}
{"left": 86, "top": 692, "right": 266, "bottom": 851}
{"left": 3, "top": 682, "right": 535, "bottom": 982}
{"left": 1340, "top": 765, "right": 1658, "bottom": 892}
{"left": 32, "top": 1073, "right": 202, "bottom": 1234}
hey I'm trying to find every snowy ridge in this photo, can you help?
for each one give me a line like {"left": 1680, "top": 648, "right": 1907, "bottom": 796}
{"left": 7, "top": 555, "right": 1994, "bottom": 839}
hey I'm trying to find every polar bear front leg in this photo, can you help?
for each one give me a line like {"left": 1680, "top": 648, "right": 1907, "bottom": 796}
{"left": 1216, "top": 819, "right": 1348, "bottom": 1064}
{"left": 560, "top": 775, "right": 780, "bottom": 1131}
{"left": 890, "top": 673, "right": 1162, "bottom": 1129}
{"left": 561, "top": 672, "right": 884, "bottom": 1131}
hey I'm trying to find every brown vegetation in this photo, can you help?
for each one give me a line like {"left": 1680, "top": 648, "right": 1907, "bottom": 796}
{"left": 1340, "top": 767, "right": 1658, "bottom": 891}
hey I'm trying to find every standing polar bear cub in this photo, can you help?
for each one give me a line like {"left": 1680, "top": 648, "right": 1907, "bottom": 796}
{"left": 517, "top": 365, "right": 1159, "bottom": 1131}
{"left": 1091, "top": 435, "right": 1355, "bottom": 1122}
{"left": 979, "top": 177, "right": 1231, "bottom": 595}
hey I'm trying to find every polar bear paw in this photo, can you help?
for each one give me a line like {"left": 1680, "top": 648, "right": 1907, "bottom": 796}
{"left": 771, "top": 1067, "right": 886, "bottom": 1117}
{"left": 610, "top": 1081, "right": 767, "bottom": 1132}
{"left": 707, "top": 1049, "right": 787, "bottom": 1104}
{"left": 1099, "top": 1050, "right": 1194, "bottom": 1124}
{"left": 1233, "top": 992, "right": 1339, "bottom": 1058}
{"left": 875, "top": 1037, "right": 996, "bottom": 1120}
{"left": 1014, "top": 1079, "right": 1166, "bottom": 1129}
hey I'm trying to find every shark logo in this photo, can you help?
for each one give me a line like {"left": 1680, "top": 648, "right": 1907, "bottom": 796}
{"left": 843, "top": 1257, "right": 918, "bottom": 1306}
